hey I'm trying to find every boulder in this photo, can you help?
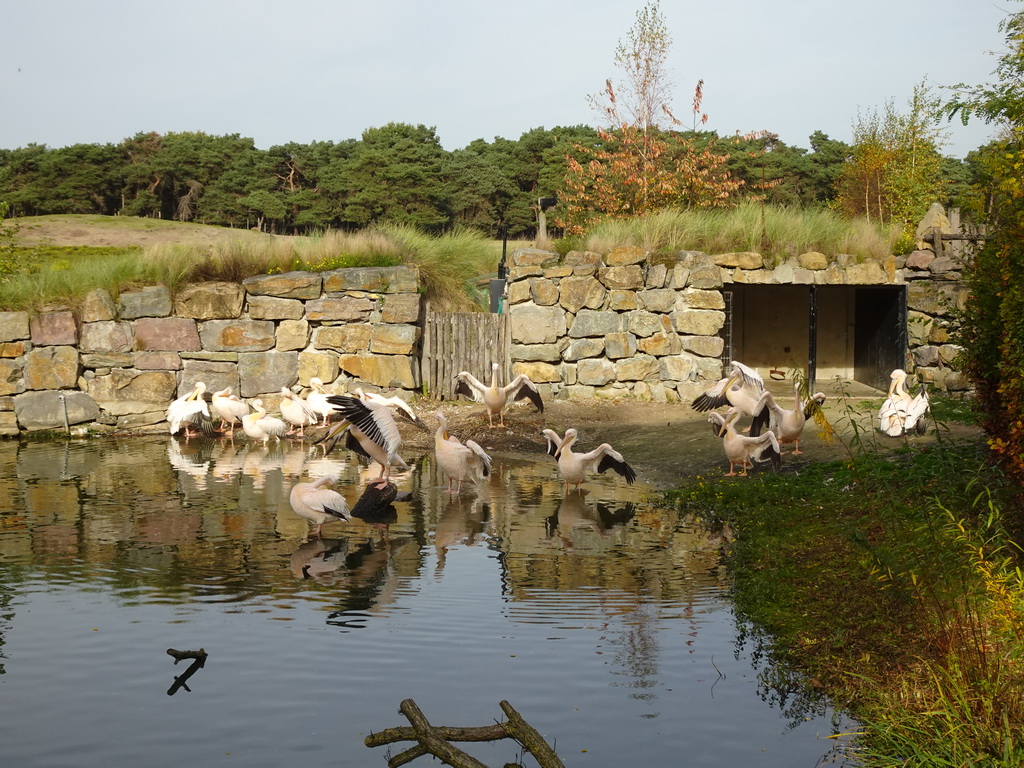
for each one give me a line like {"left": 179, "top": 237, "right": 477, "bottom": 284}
{"left": 118, "top": 285, "right": 172, "bottom": 319}
{"left": 199, "top": 319, "right": 275, "bottom": 352}
{"left": 369, "top": 324, "right": 420, "bottom": 355}
{"left": 558, "top": 275, "right": 606, "bottom": 313}
{"left": 246, "top": 295, "right": 306, "bottom": 320}
{"left": 24, "top": 346, "right": 79, "bottom": 390}
{"left": 568, "top": 309, "right": 621, "bottom": 338}
{"left": 275, "top": 319, "right": 309, "bottom": 351}
{"left": 30, "top": 311, "right": 77, "bottom": 346}
{"left": 597, "top": 265, "right": 644, "bottom": 290}
{"left": 380, "top": 294, "right": 421, "bottom": 323}
{"left": 135, "top": 317, "right": 201, "bottom": 352}
{"left": 79, "top": 288, "right": 117, "bottom": 322}
{"left": 243, "top": 271, "right": 323, "bottom": 300}
{"left": 714, "top": 252, "right": 764, "bottom": 269}
{"left": 671, "top": 309, "right": 725, "bottom": 336}
{"left": 511, "top": 361, "right": 560, "bottom": 383}
{"left": 14, "top": 390, "right": 100, "bottom": 431}
{"left": 85, "top": 369, "right": 177, "bottom": 415}
{"left": 305, "top": 296, "right": 376, "bottom": 322}
{"left": 322, "top": 265, "right": 419, "bottom": 293}
{"left": 511, "top": 303, "right": 567, "bottom": 344}
{"left": 530, "top": 278, "right": 559, "bottom": 306}
{"left": 0, "top": 311, "right": 30, "bottom": 342}
{"left": 562, "top": 338, "right": 605, "bottom": 361}
{"left": 605, "top": 332, "right": 638, "bottom": 360}
{"left": 298, "top": 350, "right": 340, "bottom": 385}
{"left": 605, "top": 245, "right": 646, "bottom": 266}
{"left": 0, "top": 359, "right": 24, "bottom": 396}
{"left": 338, "top": 354, "right": 417, "bottom": 389}
{"left": 237, "top": 351, "right": 299, "bottom": 396}
{"left": 179, "top": 361, "right": 238, "bottom": 396}
{"left": 173, "top": 282, "right": 245, "bottom": 319}
{"left": 313, "top": 325, "right": 372, "bottom": 353}
{"left": 80, "top": 321, "right": 135, "bottom": 353}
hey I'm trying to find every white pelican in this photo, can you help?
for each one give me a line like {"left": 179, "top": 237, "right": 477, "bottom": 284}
{"left": 691, "top": 360, "right": 766, "bottom": 418}
{"left": 878, "top": 369, "right": 929, "bottom": 436}
{"left": 709, "top": 408, "right": 781, "bottom": 477}
{"left": 750, "top": 383, "right": 827, "bottom": 455}
{"left": 167, "top": 381, "right": 216, "bottom": 438}
{"left": 210, "top": 387, "right": 249, "bottom": 437}
{"left": 545, "top": 427, "right": 636, "bottom": 493}
{"left": 454, "top": 362, "right": 544, "bottom": 428}
{"left": 289, "top": 476, "right": 351, "bottom": 537}
{"left": 304, "top": 377, "right": 334, "bottom": 425}
{"left": 320, "top": 394, "right": 410, "bottom": 488}
{"left": 432, "top": 411, "right": 492, "bottom": 494}
{"left": 355, "top": 389, "right": 428, "bottom": 432}
{"left": 241, "top": 399, "right": 288, "bottom": 445}
{"left": 279, "top": 387, "right": 319, "bottom": 437}
{"left": 904, "top": 383, "right": 930, "bottom": 435}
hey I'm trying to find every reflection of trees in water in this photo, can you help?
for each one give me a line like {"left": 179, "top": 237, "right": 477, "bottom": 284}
{"left": 733, "top": 618, "right": 850, "bottom": 733}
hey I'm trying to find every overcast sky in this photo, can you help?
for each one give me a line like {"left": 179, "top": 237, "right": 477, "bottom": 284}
{"left": 1, "top": 1, "right": 1012, "bottom": 159}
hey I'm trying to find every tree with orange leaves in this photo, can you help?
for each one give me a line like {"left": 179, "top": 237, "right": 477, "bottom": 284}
{"left": 557, "top": 1, "right": 741, "bottom": 234}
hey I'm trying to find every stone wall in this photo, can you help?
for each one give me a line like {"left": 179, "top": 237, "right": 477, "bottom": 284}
{"left": 505, "top": 243, "right": 970, "bottom": 403}
{"left": 0, "top": 266, "right": 422, "bottom": 435}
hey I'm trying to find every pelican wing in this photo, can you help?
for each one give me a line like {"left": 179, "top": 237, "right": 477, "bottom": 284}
{"left": 507, "top": 374, "right": 544, "bottom": 412}
{"left": 691, "top": 376, "right": 734, "bottom": 412}
{"left": 300, "top": 486, "right": 351, "bottom": 521}
{"left": 464, "top": 439, "right": 492, "bottom": 477}
{"left": 325, "top": 395, "right": 400, "bottom": 461}
{"left": 749, "top": 390, "right": 780, "bottom": 437}
{"left": 730, "top": 361, "right": 765, "bottom": 393}
{"left": 747, "top": 431, "right": 782, "bottom": 471}
{"left": 582, "top": 444, "right": 636, "bottom": 484}
{"left": 454, "top": 372, "right": 488, "bottom": 403}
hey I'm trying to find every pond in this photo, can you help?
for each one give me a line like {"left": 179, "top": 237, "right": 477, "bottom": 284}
{"left": 0, "top": 435, "right": 856, "bottom": 767}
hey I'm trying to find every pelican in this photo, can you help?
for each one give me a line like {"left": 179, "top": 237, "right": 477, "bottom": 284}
{"left": 280, "top": 387, "right": 319, "bottom": 437}
{"left": 545, "top": 428, "right": 636, "bottom": 493}
{"left": 210, "top": 387, "right": 249, "bottom": 437}
{"left": 167, "top": 381, "right": 216, "bottom": 438}
{"left": 355, "top": 389, "right": 428, "bottom": 432}
{"left": 289, "top": 476, "right": 351, "bottom": 537}
{"left": 749, "top": 383, "right": 827, "bottom": 455}
{"left": 241, "top": 399, "right": 288, "bottom": 444}
{"left": 432, "top": 411, "right": 492, "bottom": 494}
{"left": 304, "top": 377, "right": 334, "bottom": 425}
{"left": 454, "top": 362, "right": 544, "bottom": 428}
{"left": 319, "top": 394, "right": 409, "bottom": 488}
{"left": 878, "top": 369, "right": 928, "bottom": 436}
{"left": 709, "top": 408, "right": 781, "bottom": 477}
{"left": 691, "top": 360, "right": 766, "bottom": 418}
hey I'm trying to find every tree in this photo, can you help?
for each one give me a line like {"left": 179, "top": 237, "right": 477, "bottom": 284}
{"left": 836, "top": 81, "right": 947, "bottom": 228}
{"left": 559, "top": 3, "right": 740, "bottom": 233}
{"left": 942, "top": 2, "right": 1024, "bottom": 488}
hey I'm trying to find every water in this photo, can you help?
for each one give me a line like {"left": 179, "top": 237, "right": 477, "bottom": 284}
{"left": 0, "top": 436, "right": 855, "bottom": 767}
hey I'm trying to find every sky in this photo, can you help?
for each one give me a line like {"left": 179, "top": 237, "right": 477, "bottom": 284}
{"left": 1, "top": 0, "right": 1014, "bottom": 160}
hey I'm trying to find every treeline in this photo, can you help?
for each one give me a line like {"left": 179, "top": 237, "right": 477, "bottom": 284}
{"left": 0, "top": 122, "right": 977, "bottom": 239}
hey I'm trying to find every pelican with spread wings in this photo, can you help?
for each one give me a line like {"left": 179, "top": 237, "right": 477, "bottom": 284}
{"left": 709, "top": 408, "right": 782, "bottom": 477}
{"left": 543, "top": 427, "right": 636, "bottom": 493}
{"left": 691, "top": 360, "right": 766, "bottom": 418}
{"left": 455, "top": 362, "right": 544, "bottom": 427}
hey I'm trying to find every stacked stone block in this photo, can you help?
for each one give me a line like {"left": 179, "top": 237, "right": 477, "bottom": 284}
{"left": 0, "top": 266, "right": 421, "bottom": 435}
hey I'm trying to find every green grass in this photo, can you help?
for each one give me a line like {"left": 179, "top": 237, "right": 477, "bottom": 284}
{"left": 579, "top": 203, "right": 903, "bottom": 264}
{"left": 0, "top": 223, "right": 498, "bottom": 312}
{"left": 667, "top": 409, "right": 1024, "bottom": 766}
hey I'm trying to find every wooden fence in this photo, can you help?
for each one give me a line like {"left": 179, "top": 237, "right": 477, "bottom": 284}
{"left": 420, "top": 309, "right": 510, "bottom": 400}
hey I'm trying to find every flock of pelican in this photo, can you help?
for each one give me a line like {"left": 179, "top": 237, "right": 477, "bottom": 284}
{"left": 167, "top": 358, "right": 929, "bottom": 537}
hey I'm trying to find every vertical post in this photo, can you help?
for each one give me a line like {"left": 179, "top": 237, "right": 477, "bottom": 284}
{"left": 807, "top": 285, "right": 818, "bottom": 390}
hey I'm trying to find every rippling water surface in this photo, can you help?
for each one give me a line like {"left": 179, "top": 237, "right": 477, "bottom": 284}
{"left": 0, "top": 436, "right": 854, "bottom": 767}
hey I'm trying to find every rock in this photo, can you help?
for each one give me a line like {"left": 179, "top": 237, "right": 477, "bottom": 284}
{"left": 173, "top": 282, "right": 246, "bottom": 319}
{"left": 82, "top": 353, "right": 135, "bottom": 369}
{"left": 313, "top": 325, "right": 373, "bottom": 353}
{"left": 508, "top": 249, "right": 559, "bottom": 268}
{"left": 179, "top": 361, "right": 238, "bottom": 396}
{"left": 135, "top": 317, "right": 201, "bottom": 352}
{"left": 85, "top": 369, "right": 177, "bottom": 415}
{"left": 915, "top": 202, "right": 951, "bottom": 250}
{"left": 798, "top": 252, "right": 829, "bottom": 270}
{"left": 904, "top": 250, "right": 936, "bottom": 270}
{"left": 562, "top": 338, "right": 605, "bottom": 362}
{"left": 714, "top": 252, "right": 764, "bottom": 269}
{"left": 199, "top": 319, "right": 275, "bottom": 352}
{"left": 380, "top": 294, "right": 421, "bottom": 323}
{"left": 677, "top": 288, "right": 725, "bottom": 310}
{"left": 0, "top": 311, "right": 30, "bottom": 342}
{"left": 338, "top": 354, "right": 417, "bottom": 389}
{"left": 607, "top": 290, "right": 639, "bottom": 311}
{"left": 79, "top": 288, "right": 117, "bottom": 322}
{"left": 511, "top": 343, "right": 563, "bottom": 363}
{"left": 30, "top": 311, "right": 77, "bottom": 346}
{"left": 627, "top": 311, "right": 671, "bottom": 338}
{"left": 243, "top": 271, "right": 323, "bottom": 300}
{"left": 298, "top": 350, "right": 340, "bottom": 385}
{"left": 530, "top": 278, "right": 559, "bottom": 306}
{"left": 305, "top": 296, "right": 375, "bottom": 322}
{"left": 24, "top": 346, "right": 79, "bottom": 390}
{"left": 558, "top": 275, "right": 606, "bottom": 313}
{"left": 0, "top": 341, "right": 28, "bottom": 358}
{"left": 238, "top": 351, "right": 299, "bottom": 396}
{"left": 576, "top": 358, "right": 616, "bottom": 386}
{"left": 687, "top": 263, "right": 723, "bottom": 289}
{"left": 80, "top": 321, "right": 135, "bottom": 353}
{"left": 671, "top": 309, "right": 725, "bottom": 336}
{"left": 275, "top": 319, "right": 309, "bottom": 351}
{"left": 605, "top": 245, "right": 646, "bottom": 266}
{"left": 246, "top": 295, "right": 306, "bottom": 320}
{"left": 511, "top": 303, "right": 567, "bottom": 344}
{"left": 569, "top": 309, "right": 622, "bottom": 338}
{"left": 118, "top": 285, "right": 172, "bottom": 319}
{"left": 133, "top": 352, "right": 182, "bottom": 370}
{"left": 638, "top": 332, "right": 682, "bottom": 356}
{"left": 615, "top": 355, "right": 658, "bottom": 381}
{"left": 845, "top": 261, "right": 891, "bottom": 284}
{"left": 369, "top": 324, "right": 420, "bottom": 355}
{"left": 511, "top": 361, "right": 560, "bottom": 383}
{"left": 605, "top": 332, "right": 638, "bottom": 360}
{"left": 322, "top": 265, "right": 419, "bottom": 293}
{"left": 14, "top": 390, "right": 100, "bottom": 431}
{"left": 0, "top": 359, "right": 25, "bottom": 395}
{"left": 597, "top": 265, "right": 644, "bottom": 290}
{"left": 680, "top": 335, "right": 725, "bottom": 357}
{"left": 646, "top": 263, "right": 668, "bottom": 288}
{"left": 562, "top": 250, "right": 602, "bottom": 268}
{"left": 636, "top": 288, "right": 676, "bottom": 313}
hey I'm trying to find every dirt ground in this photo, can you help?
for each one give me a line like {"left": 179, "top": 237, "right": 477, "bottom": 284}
{"left": 401, "top": 379, "right": 983, "bottom": 490}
